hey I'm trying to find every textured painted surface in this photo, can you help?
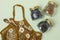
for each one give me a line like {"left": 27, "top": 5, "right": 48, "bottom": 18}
{"left": 0, "top": 0, "right": 60, "bottom": 40}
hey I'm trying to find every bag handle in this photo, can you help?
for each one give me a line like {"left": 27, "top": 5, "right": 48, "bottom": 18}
{"left": 13, "top": 4, "right": 25, "bottom": 20}
{"left": 13, "top": 4, "right": 30, "bottom": 26}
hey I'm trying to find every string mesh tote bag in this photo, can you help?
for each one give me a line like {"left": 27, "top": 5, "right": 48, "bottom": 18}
{"left": 0, "top": 4, "right": 42, "bottom": 40}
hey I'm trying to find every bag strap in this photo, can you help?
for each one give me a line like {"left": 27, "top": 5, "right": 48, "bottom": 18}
{"left": 13, "top": 4, "right": 31, "bottom": 26}
{"left": 13, "top": 4, "right": 25, "bottom": 20}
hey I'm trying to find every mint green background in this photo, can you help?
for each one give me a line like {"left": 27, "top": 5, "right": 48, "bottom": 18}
{"left": 0, "top": 0, "right": 60, "bottom": 40}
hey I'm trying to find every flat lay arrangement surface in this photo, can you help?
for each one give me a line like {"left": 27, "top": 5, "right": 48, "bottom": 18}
{"left": 0, "top": 0, "right": 60, "bottom": 40}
